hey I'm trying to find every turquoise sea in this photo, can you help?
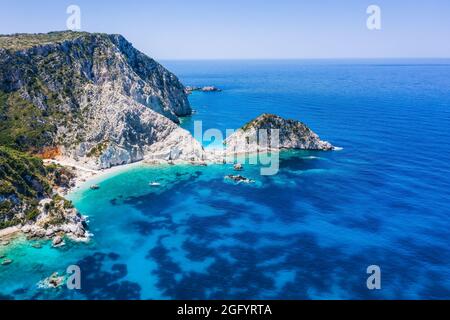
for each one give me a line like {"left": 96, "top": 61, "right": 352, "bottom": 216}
{"left": 1, "top": 59, "right": 450, "bottom": 299}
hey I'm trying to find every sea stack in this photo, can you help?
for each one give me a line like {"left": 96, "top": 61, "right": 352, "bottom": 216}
{"left": 224, "top": 113, "right": 334, "bottom": 154}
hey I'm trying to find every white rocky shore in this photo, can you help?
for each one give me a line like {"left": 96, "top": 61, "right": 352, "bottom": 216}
{"left": 20, "top": 202, "right": 90, "bottom": 243}
{"left": 0, "top": 202, "right": 90, "bottom": 244}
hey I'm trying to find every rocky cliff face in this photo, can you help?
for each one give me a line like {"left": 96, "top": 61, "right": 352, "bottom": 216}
{"left": 224, "top": 113, "right": 334, "bottom": 154}
{"left": 62, "top": 84, "right": 204, "bottom": 169}
{"left": 0, "top": 31, "right": 202, "bottom": 169}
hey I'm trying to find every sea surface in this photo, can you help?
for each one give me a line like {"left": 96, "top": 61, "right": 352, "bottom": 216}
{"left": 1, "top": 59, "right": 450, "bottom": 299}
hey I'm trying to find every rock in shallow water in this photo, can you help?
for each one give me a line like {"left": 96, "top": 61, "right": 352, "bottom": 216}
{"left": 1, "top": 259, "right": 13, "bottom": 266}
{"left": 37, "top": 272, "right": 65, "bottom": 289}
{"left": 225, "top": 175, "right": 255, "bottom": 184}
{"left": 185, "top": 86, "right": 222, "bottom": 94}
{"left": 52, "top": 236, "right": 65, "bottom": 247}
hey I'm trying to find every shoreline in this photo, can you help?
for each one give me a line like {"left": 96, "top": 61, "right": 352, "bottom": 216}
{"left": 0, "top": 227, "right": 20, "bottom": 242}
{"left": 45, "top": 157, "right": 147, "bottom": 195}
{"left": 49, "top": 146, "right": 343, "bottom": 195}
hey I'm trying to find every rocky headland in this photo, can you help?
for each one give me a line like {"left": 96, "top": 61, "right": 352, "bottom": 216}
{"left": 224, "top": 113, "right": 334, "bottom": 155}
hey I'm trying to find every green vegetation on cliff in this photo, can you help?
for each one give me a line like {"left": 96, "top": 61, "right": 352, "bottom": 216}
{"left": 0, "top": 90, "right": 56, "bottom": 151}
{"left": 0, "top": 146, "right": 76, "bottom": 229}
{"left": 0, "top": 146, "right": 50, "bottom": 197}
{"left": 0, "top": 31, "right": 89, "bottom": 51}
{"left": 0, "top": 146, "right": 50, "bottom": 228}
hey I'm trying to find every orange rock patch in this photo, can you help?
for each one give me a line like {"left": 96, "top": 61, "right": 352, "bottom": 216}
{"left": 36, "top": 146, "right": 61, "bottom": 159}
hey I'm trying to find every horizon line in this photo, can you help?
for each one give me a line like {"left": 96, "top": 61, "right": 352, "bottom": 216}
{"left": 158, "top": 57, "right": 450, "bottom": 60}
{"left": 157, "top": 57, "right": 450, "bottom": 62}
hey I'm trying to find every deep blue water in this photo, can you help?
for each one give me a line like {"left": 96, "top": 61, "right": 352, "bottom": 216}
{"left": 1, "top": 60, "right": 450, "bottom": 299}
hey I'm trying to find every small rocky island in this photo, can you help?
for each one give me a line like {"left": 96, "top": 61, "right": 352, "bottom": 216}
{"left": 185, "top": 86, "right": 222, "bottom": 94}
{"left": 224, "top": 113, "right": 334, "bottom": 155}
{"left": 225, "top": 175, "right": 255, "bottom": 184}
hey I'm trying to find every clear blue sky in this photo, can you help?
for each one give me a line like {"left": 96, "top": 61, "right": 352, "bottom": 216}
{"left": 1, "top": 0, "right": 449, "bottom": 59}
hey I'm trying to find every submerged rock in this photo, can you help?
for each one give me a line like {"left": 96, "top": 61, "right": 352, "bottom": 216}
{"left": 1, "top": 259, "right": 13, "bottom": 266}
{"left": 201, "top": 86, "right": 221, "bottom": 92}
{"left": 37, "top": 272, "right": 65, "bottom": 289}
{"left": 225, "top": 175, "right": 255, "bottom": 184}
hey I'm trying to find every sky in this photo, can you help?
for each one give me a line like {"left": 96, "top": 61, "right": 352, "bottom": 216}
{"left": 1, "top": 0, "right": 449, "bottom": 59}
